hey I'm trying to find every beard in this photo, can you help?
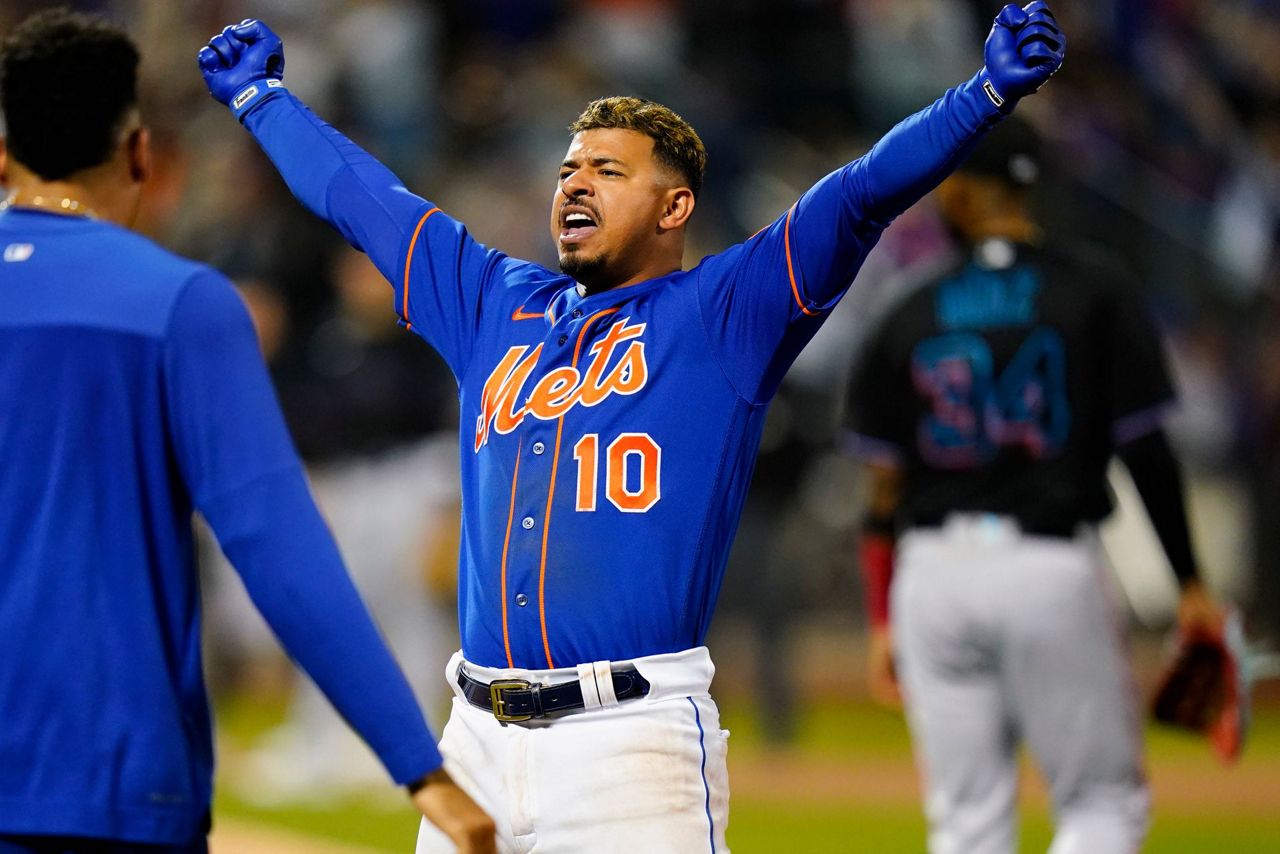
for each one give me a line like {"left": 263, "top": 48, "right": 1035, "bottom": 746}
{"left": 558, "top": 249, "right": 611, "bottom": 293}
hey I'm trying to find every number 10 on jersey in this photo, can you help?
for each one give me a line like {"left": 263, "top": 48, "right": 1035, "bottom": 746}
{"left": 572, "top": 433, "right": 662, "bottom": 512}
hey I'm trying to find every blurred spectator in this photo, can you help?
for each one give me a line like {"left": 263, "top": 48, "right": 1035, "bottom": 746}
{"left": 845, "top": 0, "right": 980, "bottom": 126}
{"left": 331, "top": 0, "right": 441, "bottom": 174}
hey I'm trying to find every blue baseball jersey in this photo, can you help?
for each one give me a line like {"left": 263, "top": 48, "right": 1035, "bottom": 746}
{"left": 0, "top": 209, "right": 440, "bottom": 844}
{"left": 243, "top": 72, "right": 1004, "bottom": 669}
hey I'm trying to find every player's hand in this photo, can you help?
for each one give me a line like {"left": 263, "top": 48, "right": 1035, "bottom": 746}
{"left": 867, "top": 626, "right": 902, "bottom": 709}
{"left": 409, "top": 768, "right": 498, "bottom": 854}
{"left": 983, "top": 2, "right": 1066, "bottom": 109}
{"left": 197, "top": 19, "right": 285, "bottom": 115}
{"left": 1176, "top": 578, "right": 1225, "bottom": 641}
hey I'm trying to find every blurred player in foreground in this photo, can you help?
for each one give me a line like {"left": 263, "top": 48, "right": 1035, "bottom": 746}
{"left": 844, "top": 118, "right": 1225, "bottom": 854}
{"left": 199, "top": 5, "right": 1064, "bottom": 851}
{"left": 0, "top": 10, "right": 493, "bottom": 853}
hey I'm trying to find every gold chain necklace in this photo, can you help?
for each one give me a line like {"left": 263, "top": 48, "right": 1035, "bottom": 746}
{"left": 0, "top": 190, "right": 99, "bottom": 220}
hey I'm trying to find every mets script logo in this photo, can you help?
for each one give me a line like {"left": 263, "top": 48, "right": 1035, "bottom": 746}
{"left": 475, "top": 317, "right": 648, "bottom": 451}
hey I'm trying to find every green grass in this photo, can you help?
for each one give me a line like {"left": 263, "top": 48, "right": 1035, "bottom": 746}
{"left": 213, "top": 696, "right": 1280, "bottom": 852}
{"left": 725, "top": 695, "right": 1280, "bottom": 760}
{"left": 720, "top": 698, "right": 915, "bottom": 758}
{"left": 212, "top": 788, "right": 417, "bottom": 851}
{"left": 727, "top": 801, "right": 926, "bottom": 852}
{"left": 725, "top": 802, "right": 1280, "bottom": 853}
{"left": 210, "top": 794, "right": 1280, "bottom": 854}
{"left": 727, "top": 800, "right": 1055, "bottom": 853}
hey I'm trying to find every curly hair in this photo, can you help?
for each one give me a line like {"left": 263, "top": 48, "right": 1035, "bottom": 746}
{"left": 0, "top": 8, "right": 139, "bottom": 181}
{"left": 569, "top": 96, "right": 707, "bottom": 198}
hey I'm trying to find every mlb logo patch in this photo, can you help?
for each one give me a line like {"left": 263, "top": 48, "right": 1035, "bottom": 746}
{"left": 3, "top": 243, "right": 35, "bottom": 263}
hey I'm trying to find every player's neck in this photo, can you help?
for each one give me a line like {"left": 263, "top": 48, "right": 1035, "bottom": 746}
{"left": 4, "top": 159, "right": 139, "bottom": 228}
{"left": 579, "top": 248, "right": 685, "bottom": 296}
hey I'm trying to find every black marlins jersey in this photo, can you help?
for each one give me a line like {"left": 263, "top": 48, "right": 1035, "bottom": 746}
{"left": 844, "top": 240, "right": 1176, "bottom": 532}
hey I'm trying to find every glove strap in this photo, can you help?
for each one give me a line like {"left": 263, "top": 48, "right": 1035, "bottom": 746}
{"left": 976, "top": 69, "right": 1018, "bottom": 115}
{"left": 230, "top": 78, "right": 286, "bottom": 122}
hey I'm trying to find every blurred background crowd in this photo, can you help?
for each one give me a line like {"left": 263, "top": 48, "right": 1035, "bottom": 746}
{"left": 3, "top": 0, "right": 1277, "bottom": 796}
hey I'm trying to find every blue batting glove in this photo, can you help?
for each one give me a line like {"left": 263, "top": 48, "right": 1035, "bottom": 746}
{"left": 981, "top": 1, "right": 1066, "bottom": 112}
{"left": 197, "top": 19, "right": 286, "bottom": 122}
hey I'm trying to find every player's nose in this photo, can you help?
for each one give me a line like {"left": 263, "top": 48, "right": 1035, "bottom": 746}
{"left": 560, "top": 171, "right": 593, "bottom": 198}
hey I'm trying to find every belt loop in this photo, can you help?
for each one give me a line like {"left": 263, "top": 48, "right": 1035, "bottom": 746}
{"left": 447, "top": 652, "right": 468, "bottom": 701}
{"left": 576, "top": 663, "right": 603, "bottom": 711}
{"left": 593, "top": 660, "right": 619, "bottom": 707}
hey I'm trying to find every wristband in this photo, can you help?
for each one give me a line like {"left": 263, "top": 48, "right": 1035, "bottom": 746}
{"left": 859, "top": 530, "right": 896, "bottom": 631}
{"left": 230, "top": 78, "right": 286, "bottom": 122}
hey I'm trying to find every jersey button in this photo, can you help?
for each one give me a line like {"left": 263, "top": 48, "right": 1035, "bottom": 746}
{"left": 557, "top": 334, "right": 568, "bottom": 345}
{"left": 532, "top": 442, "right": 546, "bottom": 455}
{"left": 572, "top": 309, "right": 583, "bottom": 318}
{"left": 521, "top": 516, "right": 535, "bottom": 530}
{"left": 515, "top": 593, "right": 529, "bottom": 607}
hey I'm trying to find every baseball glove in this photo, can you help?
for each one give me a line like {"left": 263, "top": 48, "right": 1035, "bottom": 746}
{"left": 1151, "top": 610, "right": 1250, "bottom": 764}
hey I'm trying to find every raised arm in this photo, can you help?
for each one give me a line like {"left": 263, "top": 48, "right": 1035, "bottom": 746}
{"left": 696, "top": 3, "right": 1065, "bottom": 403}
{"left": 790, "top": 2, "right": 1066, "bottom": 308}
{"left": 198, "top": 21, "right": 503, "bottom": 376}
{"left": 859, "top": 4, "right": 1063, "bottom": 219}
{"left": 197, "top": 21, "right": 423, "bottom": 279}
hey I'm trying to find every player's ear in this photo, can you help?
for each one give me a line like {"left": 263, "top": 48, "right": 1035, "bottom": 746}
{"left": 657, "top": 186, "right": 695, "bottom": 232}
{"left": 126, "top": 127, "right": 152, "bottom": 185}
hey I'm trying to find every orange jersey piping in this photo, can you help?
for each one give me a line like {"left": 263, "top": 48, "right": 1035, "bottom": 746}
{"left": 784, "top": 205, "right": 819, "bottom": 317}
{"left": 537, "top": 307, "right": 619, "bottom": 669}
{"left": 402, "top": 207, "right": 442, "bottom": 329}
{"left": 499, "top": 437, "right": 523, "bottom": 668}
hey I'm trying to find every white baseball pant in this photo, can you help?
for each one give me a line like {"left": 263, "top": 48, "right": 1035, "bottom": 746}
{"left": 893, "top": 515, "right": 1150, "bottom": 854}
{"left": 415, "top": 646, "right": 730, "bottom": 854}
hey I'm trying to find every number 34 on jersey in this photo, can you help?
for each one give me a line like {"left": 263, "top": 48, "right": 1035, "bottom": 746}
{"left": 474, "top": 316, "right": 662, "bottom": 514}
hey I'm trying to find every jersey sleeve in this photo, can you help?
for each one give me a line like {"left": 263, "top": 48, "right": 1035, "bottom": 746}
{"left": 243, "top": 92, "right": 504, "bottom": 376}
{"left": 162, "top": 271, "right": 443, "bottom": 784}
{"left": 695, "top": 73, "right": 1003, "bottom": 403}
{"left": 1103, "top": 287, "right": 1178, "bottom": 447}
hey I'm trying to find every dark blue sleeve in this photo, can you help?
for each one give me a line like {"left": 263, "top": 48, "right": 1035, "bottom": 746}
{"left": 243, "top": 92, "right": 501, "bottom": 376}
{"left": 163, "top": 271, "right": 443, "bottom": 784}
{"left": 1104, "top": 286, "right": 1177, "bottom": 446}
{"left": 697, "top": 73, "right": 1003, "bottom": 403}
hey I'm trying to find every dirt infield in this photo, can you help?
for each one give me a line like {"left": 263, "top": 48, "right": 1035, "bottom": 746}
{"left": 729, "top": 747, "right": 1280, "bottom": 817}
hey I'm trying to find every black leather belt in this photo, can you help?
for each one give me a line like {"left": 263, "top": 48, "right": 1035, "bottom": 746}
{"left": 458, "top": 666, "right": 650, "bottom": 723}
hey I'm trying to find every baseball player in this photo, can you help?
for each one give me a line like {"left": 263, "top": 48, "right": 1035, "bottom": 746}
{"left": 0, "top": 10, "right": 492, "bottom": 853}
{"left": 844, "top": 118, "right": 1225, "bottom": 853}
{"left": 197, "top": 5, "right": 1065, "bottom": 851}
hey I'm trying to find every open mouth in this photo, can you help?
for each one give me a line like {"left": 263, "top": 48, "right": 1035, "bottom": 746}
{"left": 559, "top": 208, "right": 599, "bottom": 244}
